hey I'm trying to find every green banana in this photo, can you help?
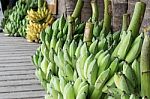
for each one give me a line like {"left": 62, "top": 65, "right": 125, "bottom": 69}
{"left": 49, "top": 88, "right": 59, "bottom": 99}
{"left": 52, "top": 76, "right": 61, "bottom": 92}
{"left": 125, "top": 33, "right": 144, "bottom": 63}
{"left": 55, "top": 38, "right": 64, "bottom": 53}
{"left": 102, "top": 76, "right": 115, "bottom": 93}
{"left": 63, "top": 21, "right": 68, "bottom": 35}
{"left": 89, "top": 39, "right": 98, "bottom": 54}
{"left": 32, "top": 54, "right": 39, "bottom": 67}
{"left": 63, "top": 83, "right": 75, "bottom": 99}
{"left": 69, "top": 39, "right": 77, "bottom": 58}
{"left": 73, "top": 78, "right": 82, "bottom": 96}
{"left": 93, "top": 23, "right": 101, "bottom": 37}
{"left": 44, "top": 47, "right": 50, "bottom": 62}
{"left": 45, "top": 33, "right": 51, "bottom": 49}
{"left": 113, "top": 31, "right": 121, "bottom": 42}
{"left": 50, "top": 35, "right": 57, "bottom": 49}
{"left": 107, "top": 87, "right": 122, "bottom": 99}
{"left": 75, "top": 39, "right": 83, "bottom": 58}
{"left": 58, "top": 93, "right": 63, "bottom": 99}
{"left": 97, "top": 50, "right": 109, "bottom": 66}
{"left": 98, "top": 53, "right": 111, "bottom": 75}
{"left": 54, "top": 53, "right": 62, "bottom": 68}
{"left": 41, "top": 43, "right": 46, "bottom": 55}
{"left": 91, "top": 68, "right": 110, "bottom": 99}
{"left": 117, "top": 31, "right": 132, "bottom": 60}
{"left": 73, "top": 70, "right": 78, "bottom": 81}
{"left": 59, "top": 14, "right": 66, "bottom": 31}
{"left": 76, "top": 55, "right": 88, "bottom": 80}
{"left": 109, "top": 58, "right": 119, "bottom": 77}
{"left": 40, "top": 31, "right": 46, "bottom": 43}
{"left": 95, "top": 50, "right": 104, "bottom": 59}
{"left": 52, "top": 18, "right": 59, "bottom": 31}
{"left": 75, "top": 22, "right": 85, "bottom": 34}
{"left": 123, "top": 62, "right": 137, "bottom": 88}
{"left": 46, "top": 62, "right": 55, "bottom": 80}
{"left": 80, "top": 43, "right": 89, "bottom": 57}
{"left": 76, "top": 92, "right": 86, "bottom": 99}
{"left": 84, "top": 54, "right": 95, "bottom": 79}
{"left": 98, "top": 38, "right": 107, "bottom": 51}
{"left": 78, "top": 83, "right": 89, "bottom": 95}
{"left": 49, "top": 48, "right": 55, "bottom": 63}
{"left": 121, "top": 92, "right": 130, "bottom": 99}
{"left": 111, "top": 42, "right": 121, "bottom": 61}
{"left": 41, "top": 57, "right": 49, "bottom": 75}
{"left": 131, "top": 59, "right": 141, "bottom": 91}
{"left": 64, "top": 48, "right": 72, "bottom": 65}
{"left": 45, "top": 94, "right": 53, "bottom": 99}
{"left": 59, "top": 76, "right": 67, "bottom": 94}
{"left": 114, "top": 72, "right": 133, "bottom": 94}
{"left": 64, "top": 63, "right": 74, "bottom": 81}
{"left": 129, "top": 94, "right": 139, "bottom": 99}
{"left": 57, "top": 48, "right": 65, "bottom": 68}
{"left": 87, "top": 59, "right": 98, "bottom": 85}
{"left": 63, "top": 41, "right": 70, "bottom": 52}
{"left": 35, "top": 68, "right": 46, "bottom": 82}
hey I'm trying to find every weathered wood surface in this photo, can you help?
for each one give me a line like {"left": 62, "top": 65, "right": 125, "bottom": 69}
{"left": 0, "top": 33, "right": 44, "bottom": 99}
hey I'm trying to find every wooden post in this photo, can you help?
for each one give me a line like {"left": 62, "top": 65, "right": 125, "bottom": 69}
{"left": 112, "top": 0, "right": 128, "bottom": 32}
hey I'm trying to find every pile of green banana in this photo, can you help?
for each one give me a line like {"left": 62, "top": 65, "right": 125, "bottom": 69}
{"left": 2, "top": 0, "right": 38, "bottom": 37}
{"left": 32, "top": 0, "right": 149, "bottom": 98}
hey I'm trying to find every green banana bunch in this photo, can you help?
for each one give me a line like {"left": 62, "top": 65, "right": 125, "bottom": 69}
{"left": 123, "top": 62, "right": 137, "bottom": 89}
{"left": 117, "top": 31, "right": 133, "bottom": 60}
{"left": 125, "top": 33, "right": 144, "bottom": 63}
{"left": 114, "top": 72, "right": 134, "bottom": 94}
{"left": 90, "top": 68, "right": 110, "bottom": 99}
{"left": 98, "top": 53, "right": 111, "bottom": 75}
{"left": 84, "top": 54, "right": 95, "bottom": 79}
{"left": 89, "top": 39, "right": 99, "bottom": 54}
{"left": 87, "top": 59, "right": 98, "bottom": 85}
{"left": 131, "top": 59, "right": 141, "bottom": 92}
{"left": 63, "top": 83, "right": 75, "bottom": 99}
{"left": 129, "top": 94, "right": 139, "bottom": 99}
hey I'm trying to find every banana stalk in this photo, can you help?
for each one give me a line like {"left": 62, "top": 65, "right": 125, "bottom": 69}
{"left": 121, "top": 14, "right": 130, "bottom": 32}
{"left": 140, "top": 31, "right": 150, "bottom": 98}
{"left": 83, "top": 21, "right": 94, "bottom": 46}
{"left": 38, "top": 0, "right": 44, "bottom": 8}
{"left": 127, "top": 2, "right": 146, "bottom": 38}
{"left": 67, "top": 16, "right": 75, "bottom": 42}
{"left": 100, "top": 0, "right": 112, "bottom": 37}
{"left": 91, "top": 0, "right": 99, "bottom": 23}
{"left": 71, "top": 0, "right": 84, "bottom": 19}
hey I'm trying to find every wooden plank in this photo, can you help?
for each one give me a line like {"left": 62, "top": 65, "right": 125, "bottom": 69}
{"left": 0, "top": 90, "right": 44, "bottom": 99}
{"left": 0, "top": 63, "right": 33, "bottom": 67}
{"left": 0, "top": 74, "right": 36, "bottom": 81}
{"left": 0, "top": 79, "right": 39, "bottom": 87}
{"left": 0, "top": 69, "right": 35, "bottom": 76}
{"left": 0, "top": 33, "right": 44, "bottom": 98}
{"left": 0, "top": 66, "right": 35, "bottom": 72}
{"left": 0, "top": 85, "right": 43, "bottom": 93}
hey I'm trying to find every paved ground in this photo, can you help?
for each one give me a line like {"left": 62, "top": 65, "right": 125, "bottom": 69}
{"left": 0, "top": 33, "right": 44, "bottom": 99}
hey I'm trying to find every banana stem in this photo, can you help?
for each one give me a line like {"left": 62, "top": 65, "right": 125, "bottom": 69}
{"left": 141, "top": 30, "right": 150, "bottom": 98}
{"left": 127, "top": 2, "right": 146, "bottom": 38}
{"left": 71, "top": 0, "right": 84, "bottom": 19}
{"left": 122, "top": 14, "right": 130, "bottom": 32}
{"left": 100, "top": 0, "right": 112, "bottom": 37}
{"left": 91, "top": 0, "right": 99, "bottom": 23}
{"left": 38, "top": 0, "right": 44, "bottom": 8}
{"left": 67, "top": 16, "right": 75, "bottom": 42}
{"left": 83, "top": 21, "right": 94, "bottom": 46}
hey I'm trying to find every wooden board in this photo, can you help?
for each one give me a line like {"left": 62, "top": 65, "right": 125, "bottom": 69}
{"left": 0, "top": 33, "right": 44, "bottom": 98}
